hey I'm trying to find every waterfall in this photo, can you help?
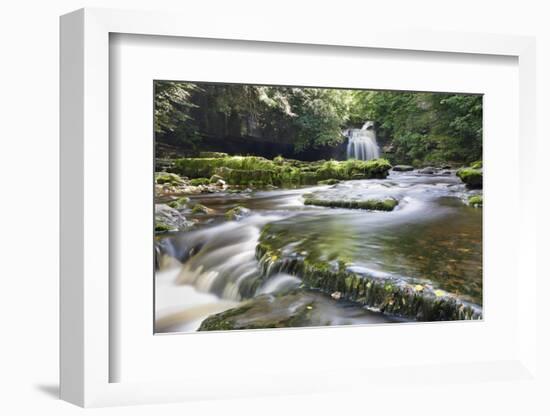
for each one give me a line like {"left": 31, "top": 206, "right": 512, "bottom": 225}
{"left": 345, "top": 121, "right": 380, "bottom": 161}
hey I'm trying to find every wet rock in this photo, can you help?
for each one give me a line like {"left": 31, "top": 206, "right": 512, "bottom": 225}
{"left": 198, "top": 292, "right": 317, "bottom": 330}
{"left": 191, "top": 203, "right": 214, "bottom": 215}
{"left": 155, "top": 172, "right": 185, "bottom": 186}
{"left": 198, "top": 290, "right": 396, "bottom": 331}
{"left": 331, "top": 291, "right": 342, "bottom": 300}
{"left": 167, "top": 196, "right": 190, "bottom": 209}
{"left": 468, "top": 195, "right": 483, "bottom": 207}
{"left": 393, "top": 165, "right": 414, "bottom": 172}
{"left": 225, "top": 206, "right": 251, "bottom": 221}
{"left": 457, "top": 168, "right": 482, "bottom": 189}
{"left": 304, "top": 197, "right": 398, "bottom": 212}
{"left": 418, "top": 166, "right": 437, "bottom": 174}
{"left": 209, "top": 174, "right": 224, "bottom": 183}
{"left": 155, "top": 203, "right": 192, "bottom": 233}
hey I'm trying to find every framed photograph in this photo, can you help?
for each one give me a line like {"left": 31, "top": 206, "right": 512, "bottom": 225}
{"left": 60, "top": 8, "right": 538, "bottom": 407}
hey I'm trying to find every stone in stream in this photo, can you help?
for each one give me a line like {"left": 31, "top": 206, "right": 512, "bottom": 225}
{"left": 392, "top": 165, "right": 414, "bottom": 172}
{"left": 225, "top": 205, "right": 251, "bottom": 221}
{"left": 155, "top": 203, "right": 193, "bottom": 233}
{"left": 167, "top": 196, "right": 190, "bottom": 209}
{"left": 456, "top": 167, "right": 483, "bottom": 189}
{"left": 304, "top": 197, "right": 398, "bottom": 212}
{"left": 198, "top": 290, "right": 395, "bottom": 331}
{"left": 418, "top": 166, "right": 438, "bottom": 174}
{"left": 468, "top": 195, "right": 483, "bottom": 207}
{"left": 191, "top": 203, "right": 214, "bottom": 215}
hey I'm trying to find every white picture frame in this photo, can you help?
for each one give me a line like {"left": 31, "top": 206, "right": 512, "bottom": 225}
{"left": 60, "top": 7, "right": 538, "bottom": 407}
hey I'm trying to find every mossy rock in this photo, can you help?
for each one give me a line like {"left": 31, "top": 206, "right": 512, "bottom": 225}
{"left": 468, "top": 195, "right": 483, "bottom": 207}
{"left": 189, "top": 177, "right": 211, "bottom": 186}
{"left": 155, "top": 172, "right": 185, "bottom": 186}
{"left": 155, "top": 203, "right": 191, "bottom": 233}
{"left": 393, "top": 165, "right": 414, "bottom": 172}
{"left": 198, "top": 291, "right": 381, "bottom": 331}
{"left": 469, "top": 160, "right": 483, "bottom": 169}
{"left": 214, "top": 166, "right": 276, "bottom": 186}
{"left": 191, "top": 203, "right": 213, "bottom": 215}
{"left": 172, "top": 156, "right": 392, "bottom": 187}
{"left": 167, "top": 196, "right": 190, "bottom": 209}
{"left": 457, "top": 168, "right": 482, "bottom": 189}
{"left": 304, "top": 197, "right": 398, "bottom": 212}
{"left": 225, "top": 206, "right": 251, "bottom": 221}
{"left": 154, "top": 222, "right": 174, "bottom": 233}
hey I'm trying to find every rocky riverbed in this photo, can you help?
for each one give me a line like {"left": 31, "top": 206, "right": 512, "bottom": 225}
{"left": 154, "top": 157, "right": 483, "bottom": 332}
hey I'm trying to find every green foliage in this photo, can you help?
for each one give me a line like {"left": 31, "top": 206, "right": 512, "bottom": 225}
{"left": 154, "top": 81, "right": 201, "bottom": 146}
{"left": 352, "top": 90, "right": 482, "bottom": 165}
{"left": 155, "top": 81, "right": 482, "bottom": 164}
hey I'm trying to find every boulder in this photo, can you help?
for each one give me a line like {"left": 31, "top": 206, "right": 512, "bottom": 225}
{"left": 155, "top": 204, "right": 192, "bottom": 233}
{"left": 155, "top": 172, "right": 185, "bottom": 186}
{"left": 468, "top": 195, "right": 483, "bottom": 207}
{"left": 225, "top": 206, "right": 251, "bottom": 221}
{"left": 191, "top": 203, "right": 214, "bottom": 215}
{"left": 457, "top": 168, "right": 483, "bottom": 189}
{"left": 418, "top": 166, "right": 437, "bottom": 174}
{"left": 167, "top": 196, "right": 190, "bottom": 209}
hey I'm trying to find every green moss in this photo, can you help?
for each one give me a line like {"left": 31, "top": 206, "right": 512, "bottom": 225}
{"left": 191, "top": 203, "right": 212, "bottom": 215}
{"left": 172, "top": 156, "right": 392, "bottom": 187}
{"left": 155, "top": 172, "right": 184, "bottom": 186}
{"left": 225, "top": 206, "right": 251, "bottom": 221}
{"left": 154, "top": 222, "right": 173, "bottom": 233}
{"left": 469, "top": 160, "right": 483, "bottom": 169}
{"left": 304, "top": 197, "right": 398, "bottom": 211}
{"left": 189, "top": 177, "right": 210, "bottom": 186}
{"left": 167, "top": 196, "right": 190, "bottom": 209}
{"left": 468, "top": 195, "right": 483, "bottom": 207}
{"left": 457, "top": 168, "right": 483, "bottom": 189}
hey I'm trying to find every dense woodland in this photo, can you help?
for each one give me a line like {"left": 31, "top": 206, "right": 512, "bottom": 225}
{"left": 155, "top": 81, "right": 482, "bottom": 166}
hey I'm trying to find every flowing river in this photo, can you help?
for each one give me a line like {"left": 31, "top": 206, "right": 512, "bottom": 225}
{"left": 155, "top": 169, "right": 482, "bottom": 333}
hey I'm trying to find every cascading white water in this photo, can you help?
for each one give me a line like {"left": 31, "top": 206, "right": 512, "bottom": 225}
{"left": 345, "top": 121, "right": 380, "bottom": 161}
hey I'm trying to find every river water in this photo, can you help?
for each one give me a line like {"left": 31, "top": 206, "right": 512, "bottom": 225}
{"left": 155, "top": 170, "right": 482, "bottom": 333}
